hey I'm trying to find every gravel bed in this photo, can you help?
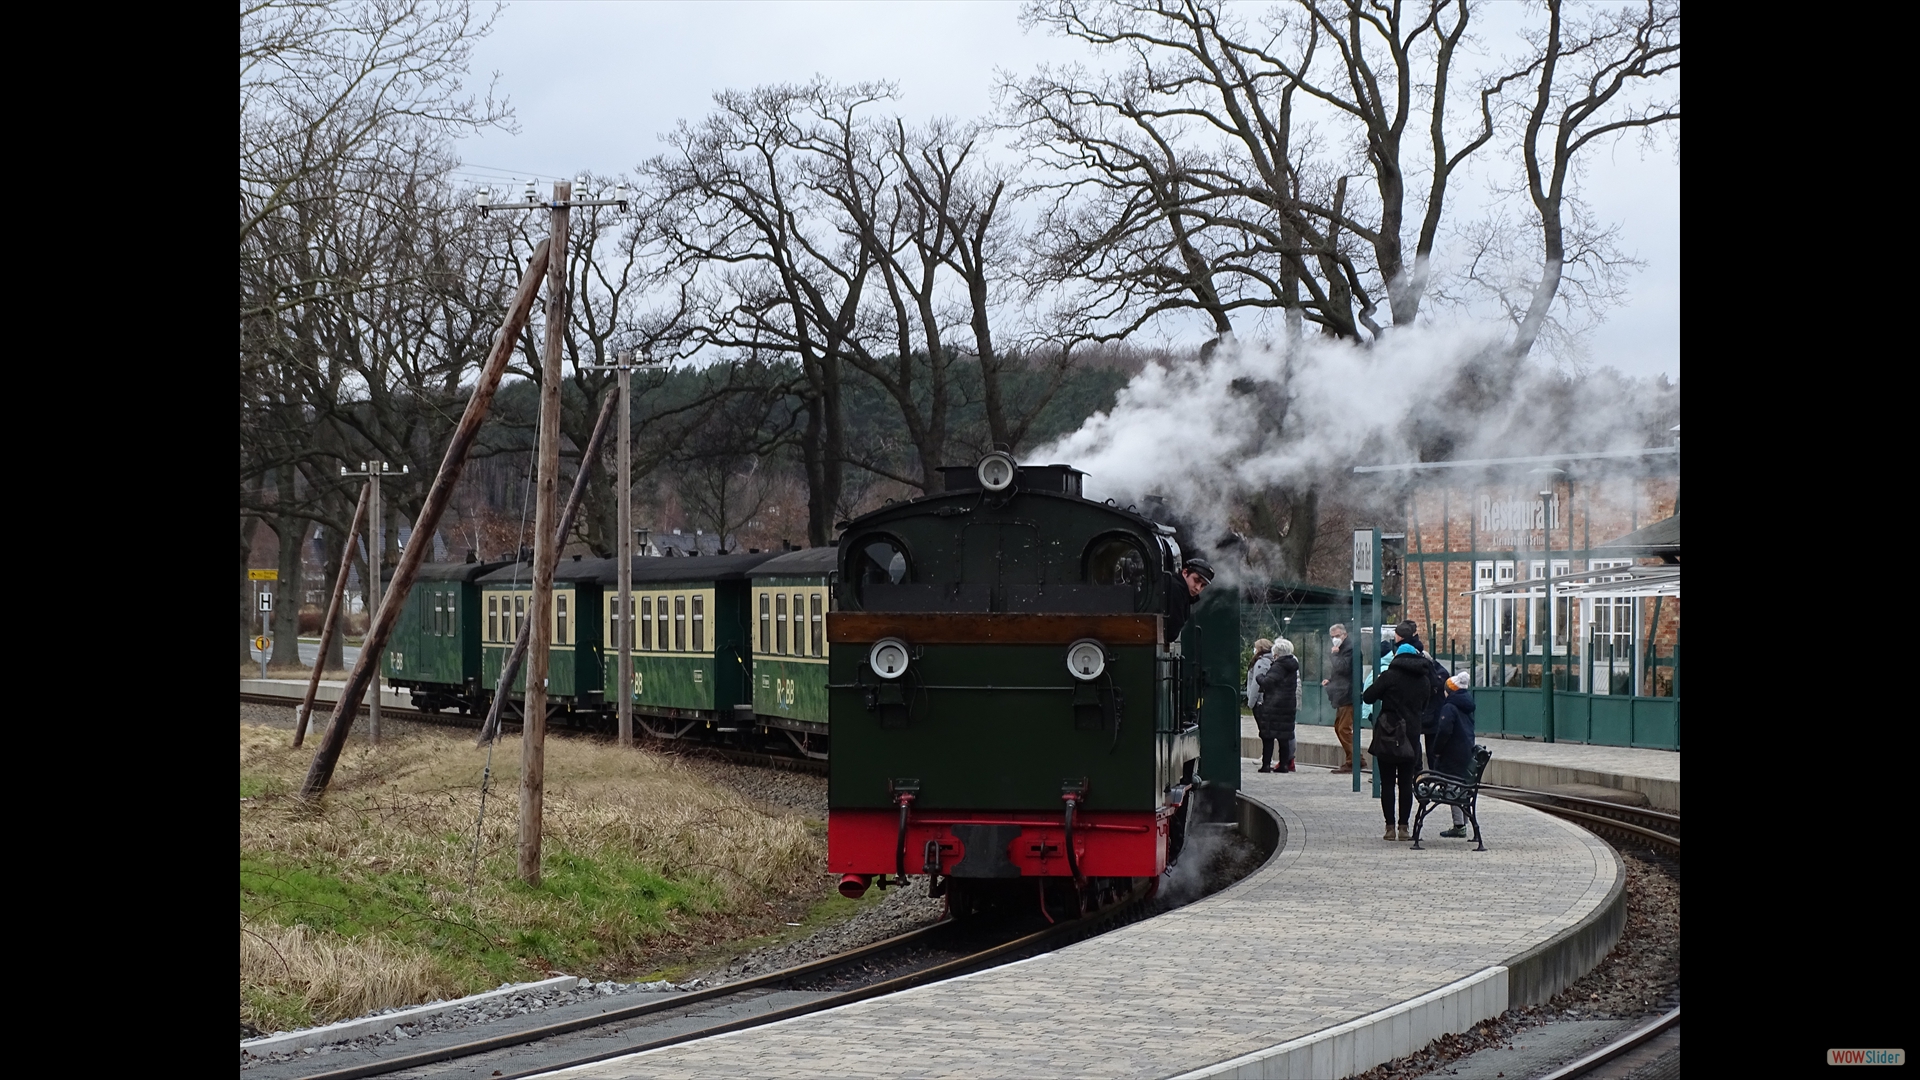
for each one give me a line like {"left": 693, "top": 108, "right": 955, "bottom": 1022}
{"left": 239, "top": 977, "right": 693, "bottom": 1069}
{"left": 649, "top": 747, "right": 828, "bottom": 816}
{"left": 1360, "top": 845, "right": 1681, "bottom": 1080}
{"left": 694, "top": 884, "right": 948, "bottom": 984}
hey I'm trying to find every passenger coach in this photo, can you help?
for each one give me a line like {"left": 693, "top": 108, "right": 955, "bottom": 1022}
{"left": 747, "top": 546, "right": 838, "bottom": 758}
{"left": 597, "top": 552, "right": 776, "bottom": 740}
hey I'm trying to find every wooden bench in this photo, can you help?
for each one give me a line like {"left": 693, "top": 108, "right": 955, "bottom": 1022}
{"left": 1410, "top": 745, "right": 1493, "bottom": 851}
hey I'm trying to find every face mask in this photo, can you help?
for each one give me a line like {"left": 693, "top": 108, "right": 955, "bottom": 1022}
{"left": 1330, "top": 636, "right": 1342, "bottom": 647}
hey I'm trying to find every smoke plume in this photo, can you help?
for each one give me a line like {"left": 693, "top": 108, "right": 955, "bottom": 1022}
{"left": 1032, "top": 328, "right": 1677, "bottom": 572}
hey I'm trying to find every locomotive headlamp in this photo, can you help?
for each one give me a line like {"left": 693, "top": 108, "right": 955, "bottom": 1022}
{"left": 869, "top": 637, "right": 912, "bottom": 679}
{"left": 976, "top": 451, "right": 1016, "bottom": 492}
{"left": 1066, "top": 639, "right": 1107, "bottom": 681}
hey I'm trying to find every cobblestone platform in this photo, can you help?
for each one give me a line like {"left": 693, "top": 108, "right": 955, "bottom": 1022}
{"left": 534, "top": 771, "right": 1622, "bottom": 1080}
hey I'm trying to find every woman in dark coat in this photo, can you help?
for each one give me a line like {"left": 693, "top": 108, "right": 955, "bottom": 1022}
{"left": 1362, "top": 636, "right": 1434, "bottom": 840}
{"left": 1255, "top": 639, "right": 1301, "bottom": 773}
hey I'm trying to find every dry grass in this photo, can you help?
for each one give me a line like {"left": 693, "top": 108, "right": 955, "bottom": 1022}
{"left": 239, "top": 723, "right": 824, "bottom": 1032}
{"left": 241, "top": 921, "right": 447, "bottom": 1026}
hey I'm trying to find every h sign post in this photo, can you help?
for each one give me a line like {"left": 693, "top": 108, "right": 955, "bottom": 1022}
{"left": 1351, "top": 529, "right": 1379, "bottom": 795}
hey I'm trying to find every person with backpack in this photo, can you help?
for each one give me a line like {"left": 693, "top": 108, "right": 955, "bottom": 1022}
{"left": 1361, "top": 621, "right": 1437, "bottom": 841}
{"left": 1256, "top": 638, "right": 1301, "bottom": 772}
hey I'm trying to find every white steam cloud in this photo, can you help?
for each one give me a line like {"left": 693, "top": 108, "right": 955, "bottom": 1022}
{"left": 1033, "top": 327, "right": 1676, "bottom": 567}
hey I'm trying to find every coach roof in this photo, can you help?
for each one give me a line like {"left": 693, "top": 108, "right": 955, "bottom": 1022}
{"left": 747, "top": 547, "right": 838, "bottom": 577}
{"left": 591, "top": 551, "right": 781, "bottom": 586}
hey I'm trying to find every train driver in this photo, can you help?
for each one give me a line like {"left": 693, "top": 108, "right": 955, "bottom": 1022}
{"left": 1164, "top": 556, "right": 1215, "bottom": 641}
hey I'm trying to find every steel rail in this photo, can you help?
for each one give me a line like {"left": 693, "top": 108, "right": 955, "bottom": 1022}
{"left": 484, "top": 884, "right": 1154, "bottom": 1080}
{"left": 283, "top": 919, "right": 955, "bottom": 1080}
{"left": 286, "top": 885, "right": 1149, "bottom": 1080}
{"left": 1534, "top": 1007, "right": 1680, "bottom": 1079}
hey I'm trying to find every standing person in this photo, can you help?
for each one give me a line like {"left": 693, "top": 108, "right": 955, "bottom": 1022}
{"left": 1428, "top": 672, "right": 1479, "bottom": 838}
{"left": 1257, "top": 638, "right": 1301, "bottom": 772}
{"left": 1398, "top": 624, "right": 1449, "bottom": 770}
{"left": 1247, "top": 638, "right": 1276, "bottom": 772}
{"left": 1361, "top": 623, "right": 1436, "bottom": 841}
{"left": 1322, "top": 624, "right": 1363, "bottom": 773}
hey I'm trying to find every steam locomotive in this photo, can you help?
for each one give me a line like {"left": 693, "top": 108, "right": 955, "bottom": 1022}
{"left": 825, "top": 453, "right": 1238, "bottom": 917}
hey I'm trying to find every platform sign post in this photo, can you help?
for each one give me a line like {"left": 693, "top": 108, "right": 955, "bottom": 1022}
{"left": 1351, "top": 529, "right": 1378, "bottom": 795}
{"left": 1539, "top": 489, "right": 1556, "bottom": 743}
{"left": 257, "top": 585, "right": 273, "bottom": 680}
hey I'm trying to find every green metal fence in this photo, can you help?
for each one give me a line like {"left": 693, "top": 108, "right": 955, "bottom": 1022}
{"left": 1431, "top": 634, "right": 1680, "bottom": 750}
{"left": 1239, "top": 602, "right": 1681, "bottom": 751}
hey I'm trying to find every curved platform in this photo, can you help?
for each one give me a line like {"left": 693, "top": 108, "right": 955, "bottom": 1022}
{"left": 535, "top": 769, "right": 1621, "bottom": 1080}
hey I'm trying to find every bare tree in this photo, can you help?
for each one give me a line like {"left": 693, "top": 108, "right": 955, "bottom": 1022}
{"left": 646, "top": 81, "right": 900, "bottom": 541}
{"left": 240, "top": 0, "right": 510, "bottom": 264}
{"left": 1500, "top": 0, "right": 1679, "bottom": 358}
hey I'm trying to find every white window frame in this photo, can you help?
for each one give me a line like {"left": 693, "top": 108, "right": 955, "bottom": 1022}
{"left": 1583, "top": 558, "right": 1638, "bottom": 694}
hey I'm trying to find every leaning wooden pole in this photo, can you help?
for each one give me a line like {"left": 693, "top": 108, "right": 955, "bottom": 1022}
{"left": 292, "top": 482, "right": 370, "bottom": 748}
{"left": 299, "top": 239, "right": 553, "bottom": 799}
{"left": 521, "top": 182, "right": 571, "bottom": 886}
{"left": 477, "top": 385, "right": 619, "bottom": 745}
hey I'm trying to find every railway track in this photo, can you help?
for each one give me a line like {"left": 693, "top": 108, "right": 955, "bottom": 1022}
{"left": 1301, "top": 760, "right": 1680, "bottom": 1080}
{"left": 1480, "top": 784, "right": 1680, "bottom": 857}
{"left": 277, "top": 884, "right": 1156, "bottom": 1080}
{"left": 1496, "top": 789, "right": 1680, "bottom": 1079}
{"left": 238, "top": 690, "right": 829, "bottom": 775}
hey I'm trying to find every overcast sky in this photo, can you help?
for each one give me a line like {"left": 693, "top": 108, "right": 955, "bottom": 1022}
{"left": 451, "top": 1, "right": 1678, "bottom": 381}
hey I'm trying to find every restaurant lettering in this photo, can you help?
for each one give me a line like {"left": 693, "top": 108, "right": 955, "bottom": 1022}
{"left": 1479, "top": 493, "right": 1561, "bottom": 537}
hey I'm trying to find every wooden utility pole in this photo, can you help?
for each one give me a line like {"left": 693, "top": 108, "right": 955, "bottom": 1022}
{"left": 521, "top": 180, "right": 571, "bottom": 887}
{"left": 588, "top": 352, "right": 645, "bottom": 748}
{"left": 340, "top": 460, "right": 407, "bottom": 744}
{"left": 299, "top": 238, "right": 553, "bottom": 800}
{"left": 293, "top": 483, "right": 369, "bottom": 748}
{"left": 477, "top": 386, "right": 619, "bottom": 745}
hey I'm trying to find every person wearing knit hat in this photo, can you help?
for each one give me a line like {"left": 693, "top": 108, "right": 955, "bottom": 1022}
{"left": 1428, "top": 671, "right": 1479, "bottom": 838}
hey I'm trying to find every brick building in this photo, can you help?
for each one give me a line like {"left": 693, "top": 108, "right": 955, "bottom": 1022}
{"left": 1354, "top": 443, "right": 1680, "bottom": 748}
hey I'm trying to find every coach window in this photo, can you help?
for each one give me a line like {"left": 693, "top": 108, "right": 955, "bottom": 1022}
{"left": 656, "top": 595, "right": 669, "bottom": 653}
{"left": 640, "top": 597, "right": 653, "bottom": 650}
{"left": 776, "top": 593, "right": 788, "bottom": 654}
{"left": 760, "top": 592, "right": 771, "bottom": 652}
{"left": 515, "top": 595, "right": 526, "bottom": 640}
{"left": 609, "top": 597, "right": 621, "bottom": 650}
{"left": 692, "top": 595, "right": 705, "bottom": 651}
{"left": 445, "top": 592, "right": 455, "bottom": 636}
{"left": 488, "top": 596, "right": 499, "bottom": 642}
{"left": 809, "top": 593, "right": 823, "bottom": 657}
{"left": 556, "top": 595, "right": 569, "bottom": 645}
{"left": 674, "top": 595, "right": 686, "bottom": 651}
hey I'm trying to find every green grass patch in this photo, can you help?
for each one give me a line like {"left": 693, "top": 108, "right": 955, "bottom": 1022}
{"left": 239, "top": 721, "right": 829, "bottom": 1031}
